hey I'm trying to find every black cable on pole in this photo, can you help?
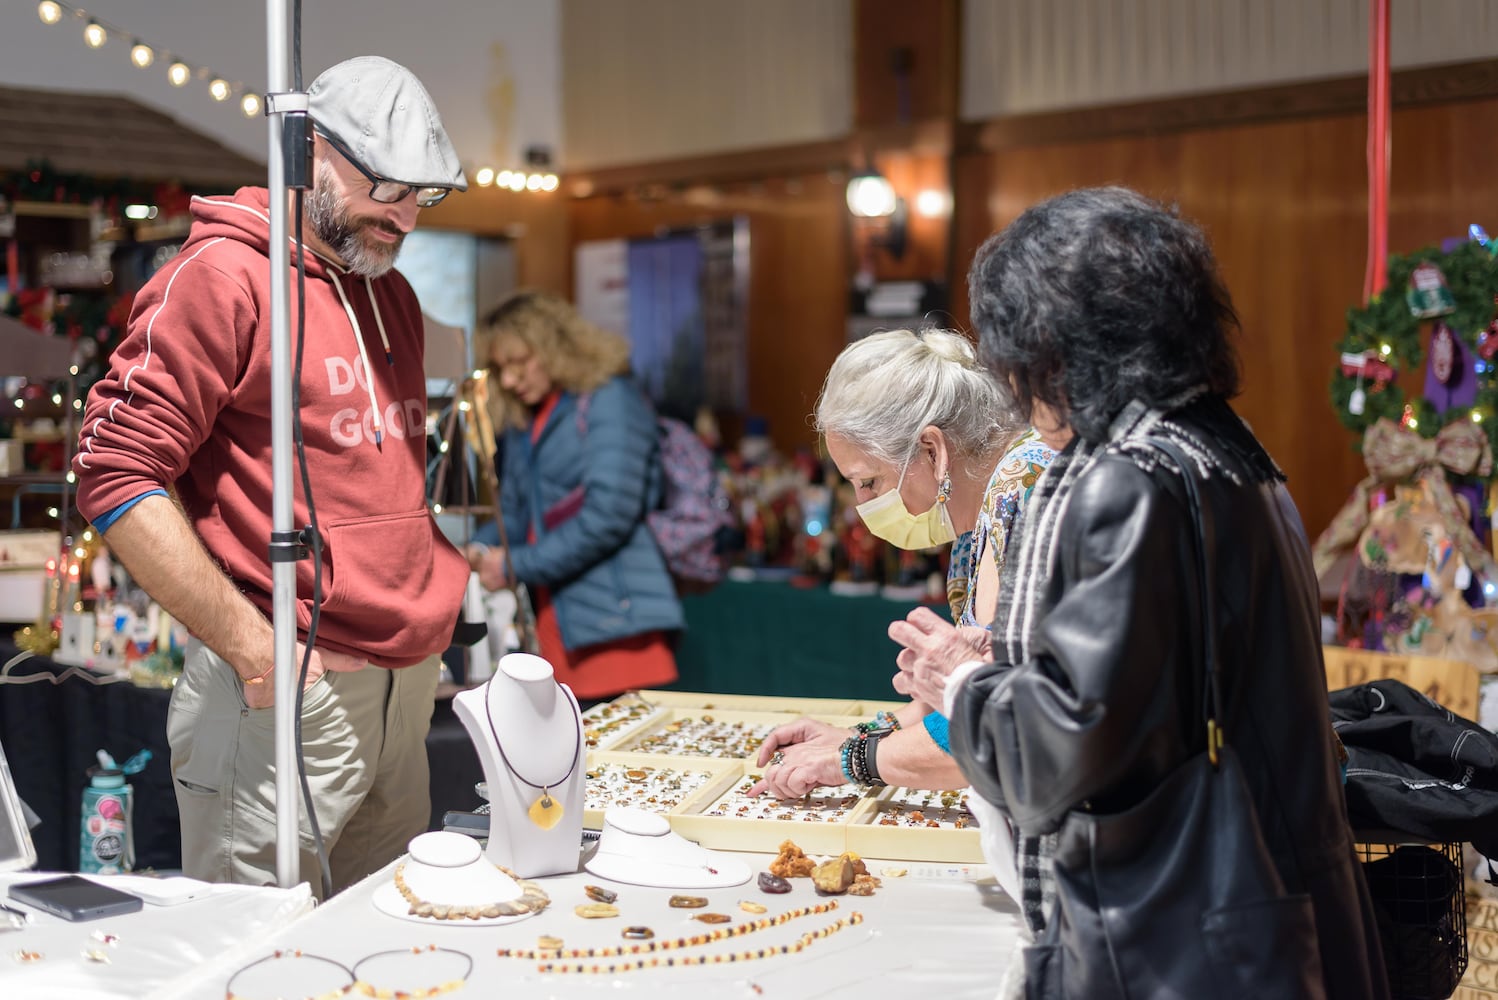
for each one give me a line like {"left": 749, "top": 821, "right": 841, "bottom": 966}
{"left": 285, "top": 0, "right": 332, "bottom": 902}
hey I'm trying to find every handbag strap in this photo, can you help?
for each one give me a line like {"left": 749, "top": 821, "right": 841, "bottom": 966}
{"left": 519, "top": 392, "right": 577, "bottom": 541}
{"left": 1154, "top": 439, "right": 1226, "bottom": 767}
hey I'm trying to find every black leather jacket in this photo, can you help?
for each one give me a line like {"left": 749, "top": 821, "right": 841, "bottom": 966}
{"left": 951, "top": 398, "right": 1389, "bottom": 1000}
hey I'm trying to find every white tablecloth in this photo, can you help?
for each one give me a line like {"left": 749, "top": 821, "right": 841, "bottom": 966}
{"left": 0, "top": 873, "right": 313, "bottom": 999}
{"left": 174, "top": 852, "right": 1020, "bottom": 1000}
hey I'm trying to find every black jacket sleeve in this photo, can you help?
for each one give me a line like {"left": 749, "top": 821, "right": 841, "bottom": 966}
{"left": 950, "top": 455, "right": 1199, "bottom": 835}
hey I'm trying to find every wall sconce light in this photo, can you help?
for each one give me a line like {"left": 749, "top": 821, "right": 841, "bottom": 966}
{"left": 846, "top": 170, "right": 897, "bottom": 218}
{"left": 846, "top": 169, "right": 907, "bottom": 259}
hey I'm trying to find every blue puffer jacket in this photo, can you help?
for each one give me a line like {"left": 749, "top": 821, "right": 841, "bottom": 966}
{"left": 475, "top": 375, "right": 683, "bottom": 650}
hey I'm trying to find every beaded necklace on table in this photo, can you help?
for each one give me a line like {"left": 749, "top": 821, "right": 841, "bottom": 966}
{"left": 392, "top": 861, "right": 552, "bottom": 920}
{"left": 351, "top": 944, "right": 472, "bottom": 999}
{"left": 497, "top": 899, "right": 865, "bottom": 975}
{"left": 224, "top": 949, "right": 354, "bottom": 1000}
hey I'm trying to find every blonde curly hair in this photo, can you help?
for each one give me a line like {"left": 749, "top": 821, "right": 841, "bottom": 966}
{"left": 477, "top": 291, "right": 632, "bottom": 429}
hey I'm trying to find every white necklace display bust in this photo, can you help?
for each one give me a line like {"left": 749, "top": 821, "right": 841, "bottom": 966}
{"left": 453, "top": 653, "right": 585, "bottom": 878}
{"left": 371, "top": 831, "right": 537, "bottom": 927}
{"left": 585, "top": 807, "right": 751, "bottom": 889}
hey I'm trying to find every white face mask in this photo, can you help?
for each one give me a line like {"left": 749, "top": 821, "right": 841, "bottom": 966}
{"left": 855, "top": 476, "right": 955, "bottom": 550}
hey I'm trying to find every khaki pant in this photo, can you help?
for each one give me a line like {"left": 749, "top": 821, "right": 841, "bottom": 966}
{"left": 166, "top": 640, "right": 438, "bottom": 898}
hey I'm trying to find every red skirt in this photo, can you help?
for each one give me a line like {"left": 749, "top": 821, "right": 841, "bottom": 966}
{"left": 532, "top": 586, "right": 677, "bottom": 701}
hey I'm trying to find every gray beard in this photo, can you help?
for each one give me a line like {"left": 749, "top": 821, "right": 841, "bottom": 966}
{"left": 304, "top": 164, "right": 405, "bottom": 279}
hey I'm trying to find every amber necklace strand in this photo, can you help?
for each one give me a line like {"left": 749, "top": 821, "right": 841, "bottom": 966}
{"left": 483, "top": 680, "right": 582, "bottom": 826}
{"left": 497, "top": 900, "right": 864, "bottom": 973}
{"left": 536, "top": 911, "right": 864, "bottom": 974}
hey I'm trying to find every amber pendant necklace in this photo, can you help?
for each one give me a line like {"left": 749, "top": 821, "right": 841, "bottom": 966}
{"left": 484, "top": 681, "right": 582, "bottom": 829}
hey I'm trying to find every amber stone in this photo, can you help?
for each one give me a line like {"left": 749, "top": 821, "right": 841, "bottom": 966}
{"left": 584, "top": 884, "right": 618, "bottom": 903}
{"left": 694, "top": 913, "right": 732, "bottom": 924}
{"left": 757, "top": 872, "right": 792, "bottom": 894}
{"left": 811, "top": 857, "right": 855, "bottom": 895}
{"left": 575, "top": 903, "right": 620, "bottom": 919}
{"left": 668, "top": 895, "right": 709, "bottom": 908}
{"left": 622, "top": 926, "right": 655, "bottom": 940}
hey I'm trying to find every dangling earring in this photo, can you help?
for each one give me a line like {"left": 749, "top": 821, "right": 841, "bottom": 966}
{"left": 936, "top": 473, "right": 952, "bottom": 506}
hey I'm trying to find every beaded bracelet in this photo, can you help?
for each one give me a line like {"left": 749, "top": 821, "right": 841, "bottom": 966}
{"left": 853, "top": 710, "right": 901, "bottom": 735}
{"left": 838, "top": 736, "right": 858, "bottom": 784}
{"left": 853, "top": 733, "right": 874, "bottom": 785}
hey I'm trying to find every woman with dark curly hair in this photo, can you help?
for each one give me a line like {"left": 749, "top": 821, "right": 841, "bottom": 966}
{"left": 895, "top": 187, "right": 1388, "bottom": 999}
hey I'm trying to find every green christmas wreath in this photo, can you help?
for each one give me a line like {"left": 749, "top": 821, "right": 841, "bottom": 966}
{"left": 1331, "top": 238, "right": 1498, "bottom": 452}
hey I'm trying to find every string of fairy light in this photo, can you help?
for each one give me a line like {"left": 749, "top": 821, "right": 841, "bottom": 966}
{"left": 34, "top": 1, "right": 265, "bottom": 117}
{"left": 31, "top": 1, "right": 561, "bottom": 196}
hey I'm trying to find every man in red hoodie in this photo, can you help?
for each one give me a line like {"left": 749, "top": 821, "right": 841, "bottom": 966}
{"left": 72, "top": 56, "right": 470, "bottom": 896}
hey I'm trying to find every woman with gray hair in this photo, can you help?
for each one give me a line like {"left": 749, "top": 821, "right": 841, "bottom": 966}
{"left": 896, "top": 188, "right": 1387, "bottom": 999}
{"left": 752, "top": 327, "right": 1054, "bottom": 804}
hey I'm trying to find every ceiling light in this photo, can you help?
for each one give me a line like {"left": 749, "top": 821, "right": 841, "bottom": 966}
{"left": 168, "top": 62, "right": 191, "bottom": 87}
{"left": 37, "top": 2, "right": 62, "bottom": 26}
{"left": 84, "top": 20, "right": 107, "bottom": 49}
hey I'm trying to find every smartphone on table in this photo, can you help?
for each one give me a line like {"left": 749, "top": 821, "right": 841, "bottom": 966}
{"left": 7, "top": 875, "right": 143, "bottom": 921}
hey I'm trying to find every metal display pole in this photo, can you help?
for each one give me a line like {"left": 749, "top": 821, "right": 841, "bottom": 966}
{"left": 263, "top": 0, "right": 300, "bottom": 889}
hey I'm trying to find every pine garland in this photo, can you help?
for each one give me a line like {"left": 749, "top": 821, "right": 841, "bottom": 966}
{"left": 1331, "top": 239, "right": 1498, "bottom": 453}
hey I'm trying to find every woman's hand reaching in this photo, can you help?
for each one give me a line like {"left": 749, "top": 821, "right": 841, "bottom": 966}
{"left": 888, "top": 607, "right": 992, "bottom": 708}
{"left": 748, "top": 717, "right": 850, "bottom": 799}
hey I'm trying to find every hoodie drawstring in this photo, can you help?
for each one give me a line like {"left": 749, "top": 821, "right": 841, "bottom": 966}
{"left": 365, "top": 276, "right": 395, "bottom": 366}
{"left": 327, "top": 271, "right": 385, "bottom": 446}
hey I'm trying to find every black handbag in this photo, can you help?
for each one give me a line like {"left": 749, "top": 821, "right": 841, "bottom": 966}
{"left": 1026, "top": 440, "right": 1327, "bottom": 1000}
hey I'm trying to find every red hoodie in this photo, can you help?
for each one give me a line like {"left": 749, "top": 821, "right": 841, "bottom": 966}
{"left": 74, "top": 188, "right": 467, "bottom": 667}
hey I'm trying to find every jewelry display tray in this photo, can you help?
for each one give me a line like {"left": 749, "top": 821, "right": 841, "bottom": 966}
{"left": 599, "top": 708, "right": 866, "bottom": 759}
{"left": 582, "top": 752, "right": 741, "bottom": 830}
{"left": 582, "top": 695, "right": 864, "bottom": 753}
{"left": 580, "top": 695, "right": 984, "bottom": 863}
{"left": 634, "top": 690, "right": 862, "bottom": 717}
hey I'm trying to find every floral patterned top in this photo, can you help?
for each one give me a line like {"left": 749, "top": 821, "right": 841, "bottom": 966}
{"left": 946, "top": 428, "right": 1057, "bottom": 627}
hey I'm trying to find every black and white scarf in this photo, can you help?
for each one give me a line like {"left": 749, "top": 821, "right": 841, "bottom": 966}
{"left": 992, "top": 390, "right": 1263, "bottom": 934}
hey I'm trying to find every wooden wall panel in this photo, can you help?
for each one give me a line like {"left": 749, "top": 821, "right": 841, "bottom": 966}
{"left": 568, "top": 176, "right": 849, "bottom": 455}
{"left": 950, "top": 96, "right": 1498, "bottom": 540}
{"left": 421, "top": 186, "right": 570, "bottom": 296}
{"left": 853, "top": 0, "right": 957, "bottom": 128}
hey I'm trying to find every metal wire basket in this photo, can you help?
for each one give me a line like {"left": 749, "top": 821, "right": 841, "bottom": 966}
{"left": 1356, "top": 839, "right": 1468, "bottom": 1000}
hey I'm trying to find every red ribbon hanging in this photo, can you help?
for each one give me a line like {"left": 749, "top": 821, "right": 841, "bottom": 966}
{"left": 1365, "top": 0, "right": 1391, "bottom": 300}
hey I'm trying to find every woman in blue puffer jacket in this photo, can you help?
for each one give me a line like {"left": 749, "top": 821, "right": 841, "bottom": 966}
{"left": 468, "top": 291, "right": 682, "bottom": 700}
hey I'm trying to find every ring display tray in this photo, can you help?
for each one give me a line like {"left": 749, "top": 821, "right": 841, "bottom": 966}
{"left": 582, "top": 752, "right": 738, "bottom": 829}
{"left": 576, "top": 694, "right": 986, "bottom": 863}
{"left": 849, "top": 698, "right": 908, "bottom": 717}
{"left": 635, "top": 690, "right": 861, "bottom": 717}
{"left": 608, "top": 709, "right": 864, "bottom": 760}
{"left": 665, "top": 761, "right": 870, "bottom": 857}
{"left": 845, "top": 787, "right": 984, "bottom": 864}
{"left": 582, "top": 693, "right": 668, "bottom": 752}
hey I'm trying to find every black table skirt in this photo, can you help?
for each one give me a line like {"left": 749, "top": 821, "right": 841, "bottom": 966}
{"left": 0, "top": 641, "right": 483, "bottom": 873}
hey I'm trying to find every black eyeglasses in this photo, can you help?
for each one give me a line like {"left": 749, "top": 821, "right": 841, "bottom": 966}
{"left": 317, "top": 130, "right": 450, "bottom": 209}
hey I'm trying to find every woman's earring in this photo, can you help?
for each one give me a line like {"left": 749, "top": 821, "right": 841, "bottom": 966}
{"left": 936, "top": 474, "right": 952, "bottom": 505}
